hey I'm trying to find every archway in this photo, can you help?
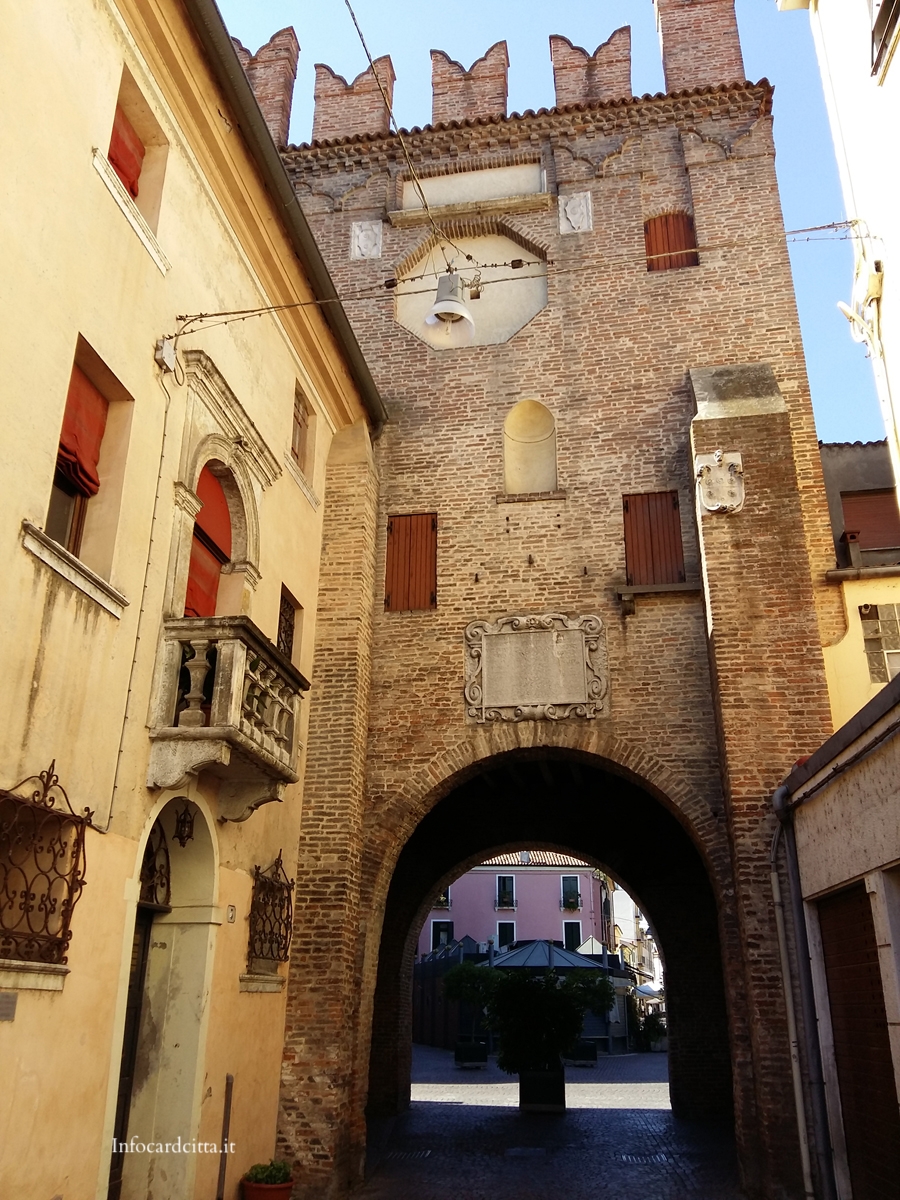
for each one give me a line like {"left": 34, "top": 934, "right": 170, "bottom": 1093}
{"left": 366, "top": 748, "right": 731, "bottom": 1129}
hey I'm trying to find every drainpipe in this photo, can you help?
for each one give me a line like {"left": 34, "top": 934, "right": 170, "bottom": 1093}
{"left": 771, "top": 784, "right": 838, "bottom": 1200}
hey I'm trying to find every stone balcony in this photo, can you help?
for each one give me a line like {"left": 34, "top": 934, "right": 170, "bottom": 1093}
{"left": 147, "top": 616, "right": 310, "bottom": 822}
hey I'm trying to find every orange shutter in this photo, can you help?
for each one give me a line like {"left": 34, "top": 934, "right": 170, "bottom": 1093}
{"left": 108, "top": 106, "right": 145, "bottom": 198}
{"left": 623, "top": 492, "right": 685, "bottom": 586}
{"left": 57, "top": 365, "right": 109, "bottom": 497}
{"left": 385, "top": 513, "right": 437, "bottom": 611}
{"left": 644, "top": 212, "right": 699, "bottom": 272}
{"left": 841, "top": 490, "right": 900, "bottom": 550}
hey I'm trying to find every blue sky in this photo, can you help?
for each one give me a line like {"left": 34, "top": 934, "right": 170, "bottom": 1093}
{"left": 217, "top": 0, "right": 882, "bottom": 444}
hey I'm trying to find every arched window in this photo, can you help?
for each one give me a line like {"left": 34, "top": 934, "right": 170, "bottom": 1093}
{"left": 503, "top": 400, "right": 557, "bottom": 495}
{"left": 184, "top": 465, "right": 232, "bottom": 617}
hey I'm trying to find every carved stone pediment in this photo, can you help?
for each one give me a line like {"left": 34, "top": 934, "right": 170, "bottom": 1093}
{"left": 464, "top": 613, "right": 608, "bottom": 723}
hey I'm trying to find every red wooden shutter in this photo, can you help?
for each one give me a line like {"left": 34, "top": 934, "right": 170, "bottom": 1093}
{"left": 108, "top": 106, "right": 145, "bottom": 198}
{"left": 184, "top": 468, "right": 232, "bottom": 618}
{"left": 195, "top": 467, "right": 233, "bottom": 559}
{"left": 841, "top": 490, "right": 900, "bottom": 549}
{"left": 384, "top": 513, "right": 437, "bottom": 611}
{"left": 644, "top": 212, "right": 699, "bottom": 272}
{"left": 623, "top": 492, "right": 685, "bottom": 586}
{"left": 56, "top": 365, "right": 109, "bottom": 497}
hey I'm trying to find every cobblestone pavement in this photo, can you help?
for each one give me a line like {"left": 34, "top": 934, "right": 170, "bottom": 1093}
{"left": 360, "top": 1045, "right": 744, "bottom": 1199}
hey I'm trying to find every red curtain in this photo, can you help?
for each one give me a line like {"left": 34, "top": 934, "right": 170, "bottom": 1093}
{"left": 184, "top": 467, "right": 233, "bottom": 618}
{"left": 108, "top": 106, "right": 145, "bottom": 199}
{"left": 56, "top": 365, "right": 109, "bottom": 497}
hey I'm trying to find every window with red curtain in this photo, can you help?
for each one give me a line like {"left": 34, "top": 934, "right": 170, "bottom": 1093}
{"left": 184, "top": 467, "right": 233, "bottom": 618}
{"left": 108, "top": 106, "right": 145, "bottom": 199}
{"left": 57, "top": 366, "right": 109, "bottom": 497}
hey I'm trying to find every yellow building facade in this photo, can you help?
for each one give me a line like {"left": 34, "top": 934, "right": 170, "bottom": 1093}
{"left": 0, "top": 2, "right": 381, "bottom": 1198}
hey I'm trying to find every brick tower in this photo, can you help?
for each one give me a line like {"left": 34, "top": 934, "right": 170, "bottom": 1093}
{"left": 241, "top": 4, "right": 843, "bottom": 1196}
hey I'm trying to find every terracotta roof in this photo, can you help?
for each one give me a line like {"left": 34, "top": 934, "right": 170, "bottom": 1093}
{"left": 478, "top": 851, "right": 591, "bottom": 868}
{"left": 285, "top": 78, "right": 773, "bottom": 153}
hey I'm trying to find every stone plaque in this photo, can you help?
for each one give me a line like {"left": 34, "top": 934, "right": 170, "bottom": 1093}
{"left": 464, "top": 613, "right": 608, "bottom": 722}
{"left": 350, "top": 220, "right": 383, "bottom": 259}
{"left": 559, "top": 191, "right": 593, "bottom": 234}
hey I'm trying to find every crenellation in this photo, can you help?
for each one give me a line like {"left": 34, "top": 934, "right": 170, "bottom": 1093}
{"left": 312, "top": 56, "right": 396, "bottom": 144}
{"left": 550, "top": 28, "right": 633, "bottom": 108}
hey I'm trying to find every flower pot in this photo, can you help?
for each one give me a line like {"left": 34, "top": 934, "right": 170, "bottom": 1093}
{"left": 518, "top": 1067, "right": 566, "bottom": 1112}
{"left": 241, "top": 1181, "right": 294, "bottom": 1200}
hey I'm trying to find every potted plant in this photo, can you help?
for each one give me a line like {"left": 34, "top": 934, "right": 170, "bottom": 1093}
{"left": 241, "top": 1159, "right": 293, "bottom": 1199}
{"left": 488, "top": 969, "right": 615, "bottom": 1111}
{"left": 443, "top": 960, "right": 496, "bottom": 1066}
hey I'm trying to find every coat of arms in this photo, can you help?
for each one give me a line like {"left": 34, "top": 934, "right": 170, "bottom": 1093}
{"left": 695, "top": 449, "right": 744, "bottom": 514}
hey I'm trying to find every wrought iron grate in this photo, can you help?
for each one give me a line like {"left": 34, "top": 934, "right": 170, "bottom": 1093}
{"left": 0, "top": 762, "right": 92, "bottom": 964}
{"left": 248, "top": 851, "right": 294, "bottom": 968}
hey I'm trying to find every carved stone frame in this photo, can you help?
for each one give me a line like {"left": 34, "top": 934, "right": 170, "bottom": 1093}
{"left": 464, "top": 612, "right": 608, "bottom": 723}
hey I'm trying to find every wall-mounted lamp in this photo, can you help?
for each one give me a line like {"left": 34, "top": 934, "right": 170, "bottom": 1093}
{"left": 425, "top": 272, "right": 475, "bottom": 346}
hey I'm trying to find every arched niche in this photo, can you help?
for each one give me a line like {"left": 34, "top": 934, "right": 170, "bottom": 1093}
{"left": 503, "top": 400, "right": 558, "bottom": 494}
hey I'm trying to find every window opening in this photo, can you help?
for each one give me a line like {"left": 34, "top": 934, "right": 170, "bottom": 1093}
{"left": 0, "top": 762, "right": 92, "bottom": 964}
{"left": 872, "top": 0, "right": 900, "bottom": 72}
{"left": 291, "top": 388, "right": 315, "bottom": 476}
{"left": 563, "top": 921, "right": 583, "bottom": 952}
{"left": 46, "top": 364, "right": 109, "bottom": 557}
{"left": 842, "top": 490, "right": 900, "bottom": 551}
{"left": 497, "top": 921, "right": 516, "bottom": 948}
{"left": 433, "top": 886, "right": 451, "bottom": 910}
{"left": 644, "top": 212, "right": 699, "bottom": 272}
{"left": 108, "top": 69, "right": 168, "bottom": 232}
{"left": 496, "top": 875, "right": 516, "bottom": 910}
{"left": 860, "top": 603, "right": 900, "bottom": 682}
{"left": 109, "top": 105, "right": 145, "bottom": 199}
{"left": 139, "top": 821, "right": 172, "bottom": 911}
{"left": 431, "top": 920, "right": 454, "bottom": 950}
{"left": 278, "top": 587, "right": 298, "bottom": 660}
{"left": 561, "top": 875, "right": 581, "bottom": 910}
{"left": 623, "top": 491, "right": 685, "bottom": 585}
{"left": 384, "top": 513, "right": 437, "bottom": 612}
{"left": 248, "top": 852, "right": 294, "bottom": 972}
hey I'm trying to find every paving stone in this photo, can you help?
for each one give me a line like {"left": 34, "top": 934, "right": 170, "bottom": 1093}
{"left": 359, "top": 1046, "right": 744, "bottom": 1199}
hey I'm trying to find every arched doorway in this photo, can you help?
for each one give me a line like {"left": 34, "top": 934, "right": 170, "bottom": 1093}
{"left": 365, "top": 749, "right": 732, "bottom": 1130}
{"left": 107, "top": 797, "right": 217, "bottom": 1200}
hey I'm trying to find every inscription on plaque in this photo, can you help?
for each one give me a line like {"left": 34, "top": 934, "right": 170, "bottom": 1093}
{"left": 465, "top": 613, "right": 608, "bottom": 722}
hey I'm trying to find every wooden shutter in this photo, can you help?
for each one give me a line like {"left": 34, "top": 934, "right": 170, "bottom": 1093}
{"left": 57, "top": 365, "right": 109, "bottom": 497}
{"left": 623, "top": 491, "right": 685, "bottom": 586}
{"left": 108, "top": 106, "right": 145, "bottom": 198}
{"left": 644, "top": 212, "right": 699, "bottom": 272}
{"left": 841, "top": 490, "right": 900, "bottom": 550}
{"left": 384, "top": 513, "right": 437, "bottom": 611}
{"left": 818, "top": 884, "right": 900, "bottom": 1199}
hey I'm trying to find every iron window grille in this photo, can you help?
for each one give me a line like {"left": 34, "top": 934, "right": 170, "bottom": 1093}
{"left": 139, "top": 822, "right": 172, "bottom": 911}
{"left": 277, "top": 587, "right": 297, "bottom": 661}
{"left": 0, "top": 762, "right": 92, "bottom": 964}
{"left": 248, "top": 852, "right": 294, "bottom": 971}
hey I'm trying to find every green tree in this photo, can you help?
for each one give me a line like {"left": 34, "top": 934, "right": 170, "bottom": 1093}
{"left": 442, "top": 961, "right": 498, "bottom": 1041}
{"left": 487, "top": 970, "right": 615, "bottom": 1073}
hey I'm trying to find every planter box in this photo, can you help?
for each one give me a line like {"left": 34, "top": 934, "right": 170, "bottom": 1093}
{"left": 241, "top": 1181, "right": 294, "bottom": 1199}
{"left": 454, "top": 1040, "right": 488, "bottom": 1066}
{"left": 518, "top": 1067, "right": 566, "bottom": 1112}
{"left": 564, "top": 1039, "right": 597, "bottom": 1066}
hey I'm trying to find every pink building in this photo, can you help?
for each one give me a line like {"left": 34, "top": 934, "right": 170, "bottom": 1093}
{"left": 416, "top": 851, "right": 613, "bottom": 956}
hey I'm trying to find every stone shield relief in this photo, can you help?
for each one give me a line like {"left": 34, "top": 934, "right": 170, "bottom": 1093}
{"left": 464, "top": 613, "right": 608, "bottom": 722}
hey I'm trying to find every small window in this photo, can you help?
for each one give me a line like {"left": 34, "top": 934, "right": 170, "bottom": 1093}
{"left": 503, "top": 400, "right": 557, "bottom": 494}
{"left": 432, "top": 920, "right": 454, "bottom": 950}
{"left": 433, "top": 886, "right": 451, "bottom": 910}
{"left": 561, "top": 875, "right": 581, "bottom": 911}
{"left": 108, "top": 69, "right": 168, "bottom": 232}
{"left": 644, "top": 212, "right": 699, "bottom": 272}
{"left": 841, "top": 490, "right": 900, "bottom": 551}
{"left": 860, "top": 603, "right": 900, "bottom": 683}
{"left": 384, "top": 513, "right": 437, "bottom": 612}
{"left": 497, "top": 921, "right": 516, "bottom": 948}
{"left": 563, "top": 921, "right": 582, "bottom": 952}
{"left": 623, "top": 491, "right": 685, "bottom": 586}
{"left": 496, "top": 875, "right": 516, "bottom": 910}
{"left": 277, "top": 586, "right": 300, "bottom": 661}
{"left": 291, "top": 387, "right": 316, "bottom": 477}
{"left": 184, "top": 467, "right": 233, "bottom": 618}
{"left": 247, "top": 853, "right": 294, "bottom": 975}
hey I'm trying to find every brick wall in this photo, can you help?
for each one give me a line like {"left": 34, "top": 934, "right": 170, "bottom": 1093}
{"left": 549, "top": 29, "right": 632, "bottom": 107}
{"left": 232, "top": 28, "right": 299, "bottom": 148}
{"left": 280, "top": 41, "right": 843, "bottom": 1200}
{"left": 431, "top": 41, "right": 509, "bottom": 126}
{"left": 654, "top": 0, "right": 745, "bottom": 93}
{"left": 311, "top": 57, "right": 394, "bottom": 144}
